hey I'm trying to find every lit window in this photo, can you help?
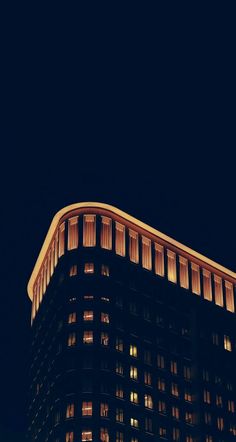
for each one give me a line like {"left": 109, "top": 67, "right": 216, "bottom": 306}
{"left": 84, "top": 294, "right": 94, "bottom": 300}
{"left": 154, "top": 243, "right": 164, "bottom": 276}
{"left": 203, "top": 390, "right": 211, "bottom": 404}
{"left": 144, "top": 371, "right": 152, "bottom": 386}
{"left": 173, "top": 427, "right": 180, "bottom": 441}
{"left": 101, "top": 265, "right": 110, "bottom": 276}
{"left": 82, "top": 430, "right": 92, "bottom": 441}
{"left": 130, "top": 366, "right": 138, "bottom": 380}
{"left": 130, "top": 391, "right": 139, "bottom": 404}
{"left": 69, "top": 265, "right": 77, "bottom": 277}
{"left": 217, "top": 417, "right": 224, "bottom": 431}
{"left": 116, "top": 338, "right": 124, "bottom": 352}
{"left": 100, "top": 402, "right": 109, "bottom": 417}
{"left": 82, "top": 401, "right": 92, "bottom": 416}
{"left": 185, "top": 411, "right": 194, "bottom": 424}
{"left": 171, "top": 382, "right": 179, "bottom": 397}
{"left": 101, "top": 312, "right": 110, "bottom": 323}
{"left": 101, "top": 332, "right": 109, "bottom": 346}
{"left": 216, "top": 395, "right": 223, "bottom": 407}
{"left": 68, "top": 216, "right": 79, "bottom": 250}
{"left": 116, "top": 361, "right": 124, "bottom": 375}
{"left": 186, "top": 436, "right": 193, "bottom": 442}
{"left": 179, "top": 256, "right": 189, "bottom": 289}
{"left": 68, "top": 312, "right": 76, "bottom": 324}
{"left": 58, "top": 222, "right": 65, "bottom": 258}
{"left": 144, "top": 394, "right": 153, "bottom": 409}
{"left": 170, "top": 360, "right": 178, "bottom": 375}
{"left": 203, "top": 269, "right": 212, "bottom": 301}
{"left": 172, "top": 406, "right": 180, "bottom": 420}
{"left": 157, "top": 354, "right": 165, "bottom": 369}
{"left": 83, "top": 311, "right": 93, "bottom": 321}
{"left": 157, "top": 377, "right": 165, "bottom": 391}
{"left": 100, "top": 216, "right": 112, "bottom": 250}
{"left": 230, "top": 425, "right": 236, "bottom": 435}
{"left": 214, "top": 275, "right": 223, "bottom": 307}
{"left": 191, "top": 262, "right": 201, "bottom": 295}
{"left": 184, "top": 388, "right": 193, "bottom": 402}
{"left": 142, "top": 236, "right": 152, "bottom": 270}
{"left": 116, "top": 431, "right": 124, "bottom": 442}
{"left": 224, "top": 334, "right": 232, "bottom": 351}
{"left": 131, "top": 438, "right": 138, "bottom": 442}
{"left": 158, "top": 400, "right": 166, "bottom": 414}
{"left": 159, "top": 427, "right": 167, "bottom": 437}
{"left": 129, "top": 229, "right": 139, "bottom": 264}
{"left": 101, "top": 296, "right": 110, "bottom": 302}
{"left": 130, "top": 418, "right": 139, "bottom": 428}
{"left": 228, "top": 400, "right": 235, "bottom": 412}
{"left": 116, "top": 385, "right": 124, "bottom": 399}
{"left": 83, "top": 215, "right": 96, "bottom": 247}
{"left": 167, "top": 249, "right": 177, "bottom": 283}
{"left": 50, "top": 241, "right": 55, "bottom": 276}
{"left": 100, "top": 427, "right": 109, "bottom": 442}
{"left": 115, "top": 222, "right": 125, "bottom": 257}
{"left": 66, "top": 403, "right": 75, "bottom": 419}
{"left": 130, "top": 345, "right": 138, "bottom": 358}
{"left": 225, "top": 281, "right": 235, "bottom": 312}
{"left": 116, "top": 408, "right": 124, "bottom": 423}
{"left": 83, "top": 331, "right": 93, "bottom": 344}
{"left": 67, "top": 332, "right": 76, "bottom": 347}
{"left": 66, "top": 432, "right": 74, "bottom": 442}
{"left": 84, "top": 263, "right": 94, "bottom": 274}
{"left": 204, "top": 412, "right": 212, "bottom": 424}
{"left": 145, "top": 417, "right": 153, "bottom": 432}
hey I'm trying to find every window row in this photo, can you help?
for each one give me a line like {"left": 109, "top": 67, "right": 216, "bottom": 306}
{"left": 68, "top": 311, "right": 110, "bottom": 324}
{"left": 69, "top": 263, "right": 110, "bottom": 277}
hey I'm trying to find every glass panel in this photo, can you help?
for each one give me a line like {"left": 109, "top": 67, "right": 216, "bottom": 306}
{"left": 54, "top": 231, "right": 59, "bottom": 267}
{"left": 129, "top": 229, "right": 139, "bottom": 264}
{"left": 225, "top": 281, "right": 235, "bottom": 312}
{"left": 101, "top": 217, "right": 112, "bottom": 250}
{"left": 68, "top": 216, "right": 79, "bottom": 250}
{"left": 83, "top": 215, "right": 96, "bottom": 247}
{"left": 179, "top": 256, "right": 189, "bottom": 289}
{"left": 115, "top": 222, "right": 125, "bottom": 256}
{"left": 50, "top": 241, "right": 55, "bottom": 277}
{"left": 58, "top": 222, "right": 65, "bottom": 257}
{"left": 203, "top": 269, "right": 212, "bottom": 301}
{"left": 167, "top": 250, "right": 177, "bottom": 283}
{"left": 191, "top": 262, "right": 201, "bottom": 295}
{"left": 214, "top": 275, "right": 223, "bottom": 307}
{"left": 154, "top": 243, "right": 164, "bottom": 276}
{"left": 142, "top": 236, "right": 152, "bottom": 270}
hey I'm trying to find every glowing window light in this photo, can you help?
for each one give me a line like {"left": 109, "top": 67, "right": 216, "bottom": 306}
{"left": 83, "top": 215, "right": 96, "bottom": 247}
{"left": 115, "top": 222, "right": 125, "bottom": 256}
{"left": 50, "top": 241, "right": 55, "bottom": 277}
{"left": 142, "top": 236, "right": 152, "bottom": 270}
{"left": 69, "top": 265, "right": 77, "bottom": 277}
{"left": 66, "top": 432, "right": 74, "bottom": 442}
{"left": 167, "top": 249, "right": 177, "bottom": 283}
{"left": 101, "top": 216, "right": 112, "bottom": 250}
{"left": 54, "top": 230, "right": 59, "bottom": 267}
{"left": 68, "top": 216, "right": 79, "bottom": 250}
{"left": 214, "top": 275, "right": 223, "bottom": 307}
{"left": 203, "top": 269, "right": 212, "bottom": 301}
{"left": 154, "top": 243, "right": 164, "bottom": 276}
{"left": 129, "top": 229, "right": 139, "bottom": 264}
{"left": 179, "top": 256, "right": 189, "bottom": 289}
{"left": 58, "top": 222, "right": 65, "bottom": 257}
{"left": 81, "top": 431, "right": 92, "bottom": 442}
{"left": 225, "top": 281, "right": 235, "bottom": 312}
{"left": 191, "top": 262, "right": 201, "bottom": 295}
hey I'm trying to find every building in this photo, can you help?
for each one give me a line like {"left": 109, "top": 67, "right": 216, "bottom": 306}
{"left": 27, "top": 202, "right": 236, "bottom": 442}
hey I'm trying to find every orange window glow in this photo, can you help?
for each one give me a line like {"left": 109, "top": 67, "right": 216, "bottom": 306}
{"left": 179, "top": 256, "right": 189, "bottom": 289}
{"left": 115, "top": 222, "right": 125, "bottom": 256}
{"left": 225, "top": 281, "right": 235, "bottom": 312}
{"left": 58, "top": 222, "right": 65, "bottom": 257}
{"left": 83, "top": 215, "right": 96, "bottom": 247}
{"left": 142, "top": 236, "right": 152, "bottom": 270}
{"left": 167, "top": 250, "right": 177, "bottom": 283}
{"left": 129, "top": 229, "right": 139, "bottom": 264}
{"left": 214, "top": 275, "right": 223, "bottom": 307}
{"left": 68, "top": 216, "right": 79, "bottom": 250}
{"left": 154, "top": 243, "right": 164, "bottom": 276}
{"left": 203, "top": 269, "right": 212, "bottom": 301}
{"left": 101, "top": 217, "right": 112, "bottom": 250}
{"left": 191, "top": 263, "right": 201, "bottom": 295}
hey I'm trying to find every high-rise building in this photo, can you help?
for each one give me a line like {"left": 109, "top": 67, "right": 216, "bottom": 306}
{"left": 27, "top": 202, "right": 236, "bottom": 442}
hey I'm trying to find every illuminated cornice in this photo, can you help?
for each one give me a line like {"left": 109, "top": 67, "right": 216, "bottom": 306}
{"left": 27, "top": 202, "right": 236, "bottom": 300}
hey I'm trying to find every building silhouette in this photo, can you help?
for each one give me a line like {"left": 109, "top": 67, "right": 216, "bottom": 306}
{"left": 27, "top": 202, "right": 236, "bottom": 442}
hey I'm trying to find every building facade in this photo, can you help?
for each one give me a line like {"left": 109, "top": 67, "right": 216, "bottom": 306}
{"left": 27, "top": 202, "right": 236, "bottom": 442}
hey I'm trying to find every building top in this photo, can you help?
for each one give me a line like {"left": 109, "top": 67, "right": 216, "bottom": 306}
{"left": 27, "top": 202, "right": 236, "bottom": 304}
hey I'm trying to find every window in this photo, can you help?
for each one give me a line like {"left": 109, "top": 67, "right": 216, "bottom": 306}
{"left": 205, "top": 437, "right": 213, "bottom": 442}
{"left": 69, "top": 265, "right": 77, "bottom": 277}
{"left": 157, "top": 377, "right": 165, "bottom": 391}
{"left": 130, "top": 345, "right": 138, "bottom": 358}
{"left": 101, "top": 332, "right": 109, "bottom": 346}
{"left": 225, "top": 281, "right": 235, "bottom": 312}
{"left": 100, "top": 428, "right": 109, "bottom": 442}
{"left": 83, "top": 331, "right": 93, "bottom": 344}
{"left": 84, "top": 311, "right": 94, "bottom": 321}
{"left": 186, "top": 436, "right": 193, "bottom": 442}
{"left": 130, "top": 418, "right": 139, "bottom": 428}
{"left": 167, "top": 249, "right": 177, "bottom": 283}
{"left": 58, "top": 222, "right": 65, "bottom": 257}
{"left": 158, "top": 400, "right": 166, "bottom": 414}
{"left": 67, "top": 332, "right": 76, "bottom": 347}
{"left": 185, "top": 411, "right": 194, "bottom": 424}
{"left": 81, "top": 430, "right": 92, "bottom": 441}
{"left": 154, "top": 243, "right": 164, "bottom": 276}
{"left": 101, "top": 265, "right": 110, "bottom": 276}
{"left": 116, "top": 431, "right": 124, "bottom": 442}
{"left": 129, "top": 229, "right": 139, "bottom": 264}
{"left": 101, "top": 216, "right": 112, "bottom": 250}
{"left": 224, "top": 334, "right": 232, "bottom": 351}
{"left": 204, "top": 412, "right": 212, "bottom": 425}
{"left": 172, "top": 406, "right": 180, "bottom": 420}
{"left": 142, "top": 236, "right": 152, "bottom": 270}
{"left": 66, "top": 432, "right": 74, "bottom": 442}
{"left": 130, "top": 301, "right": 138, "bottom": 315}
{"left": 66, "top": 403, "right": 75, "bottom": 418}
{"left": 84, "top": 263, "right": 94, "bottom": 274}
{"left": 68, "top": 216, "right": 79, "bottom": 250}
{"left": 116, "top": 361, "right": 124, "bottom": 376}
{"left": 173, "top": 427, "right": 180, "bottom": 441}
{"left": 179, "top": 256, "right": 189, "bottom": 289}
{"left": 130, "top": 366, "right": 138, "bottom": 380}
{"left": 157, "top": 354, "right": 165, "bottom": 369}
{"left": 203, "top": 269, "right": 212, "bottom": 301}
{"left": 144, "top": 371, "right": 152, "bottom": 386}
{"left": 191, "top": 262, "right": 201, "bottom": 295}
{"left": 131, "top": 438, "right": 138, "bottom": 442}
{"left": 184, "top": 388, "right": 193, "bottom": 402}
{"left": 54, "top": 410, "right": 60, "bottom": 424}
{"left": 228, "top": 400, "right": 235, "bottom": 412}
{"left": 143, "top": 307, "right": 151, "bottom": 321}
{"left": 170, "top": 360, "right": 178, "bottom": 375}
{"left": 101, "top": 296, "right": 110, "bottom": 302}
{"left": 54, "top": 231, "right": 59, "bottom": 267}
{"left": 82, "top": 401, "right": 92, "bottom": 416}
{"left": 171, "top": 382, "right": 179, "bottom": 397}
{"left": 130, "top": 391, "right": 139, "bottom": 404}
{"left": 116, "top": 338, "right": 124, "bottom": 352}
{"left": 83, "top": 215, "right": 96, "bottom": 247}
{"left": 101, "top": 312, "right": 110, "bottom": 323}
{"left": 212, "top": 332, "right": 219, "bottom": 346}
{"left": 144, "top": 350, "right": 151, "bottom": 365}
{"left": 145, "top": 417, "right": 153, "bottom": 432}
{"left": 116, "top": 385, "right": 124, "bottom": 399}
{"left": 203, "top": 389, "right": 211, "bottom": 404}
{"left": 84, "top": 294, "right": 94, "bottom": 300}
{"left": 216, "top": 395, "right": 223, "bottom": 407}
{"left": 100, "top": 402, "right": 109, "bottom": 417}
{"left": 115, "top": 222, "right": 125, "bottom": 256}
{"left": 159, "top": 427, "right": 167, "bottom": 437}
{"left": 144, "top": 394, "right": 153, "bottom": 409}
{"left": 116, "top": 408, "right": 124, "bottom": 423}
{"left": 217, "top": 417, "right": 224, "bottom": 431}
{"left": 68, "top": 312, "right": 76, "bottom": 324}
{"left": 214, "top": 275, "right": 223, "bottom": 307}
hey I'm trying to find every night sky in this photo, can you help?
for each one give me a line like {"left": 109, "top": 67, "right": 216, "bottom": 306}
{"left": 1, "top": 8, "right": 235, "bottom": 442}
